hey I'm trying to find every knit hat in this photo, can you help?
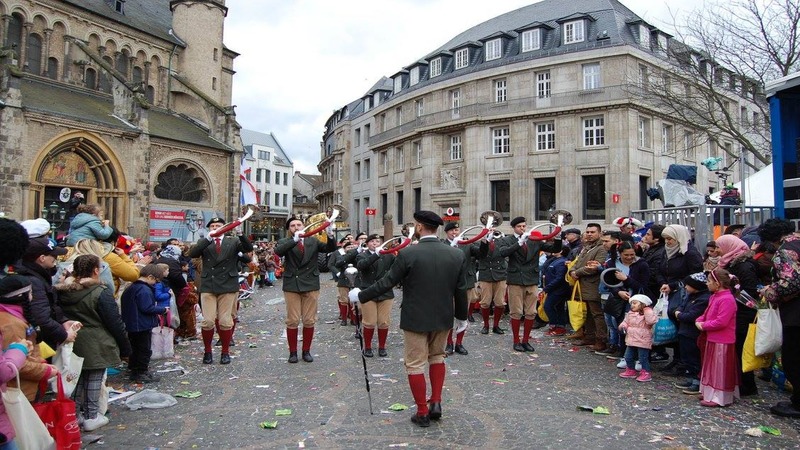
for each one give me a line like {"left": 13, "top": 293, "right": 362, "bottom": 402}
{"left": 160, "top": 244, "right": 182, "bottom": 261}
{"left": 20, "top": 218, "right": 51, "bottom": 238}
{"left": 629, "top": 294, "right": 652, "bottom": 306}
{"left": 683, "top": 272, "right": 708, "bottom": 291}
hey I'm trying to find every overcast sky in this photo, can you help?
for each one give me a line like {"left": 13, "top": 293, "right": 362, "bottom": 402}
{"left": 224, "top": 0, "right": 701, "bottom": 174}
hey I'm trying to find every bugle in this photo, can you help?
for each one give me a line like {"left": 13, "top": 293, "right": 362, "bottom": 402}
{"left": 299, "top": 204, "right": 349, "bottom": 239}
{"left": 526, "top": 209, "right": 573, "bottom": 241}
{"left": 454, "top": 210, "right": 503, "bottom": 245}
{"left": 208, "top": 205, "right": 255, "bottom": 238}
{"left": 377, "top": 226, "right": 415, "bottom": 255}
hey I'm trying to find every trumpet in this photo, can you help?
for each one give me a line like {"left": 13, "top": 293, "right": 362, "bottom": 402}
{"left": 299, "top": 204, "right": 349, "bottom": 242}
{"left": 377, "top": 226, "right": 415, "bottom": 255}
{"left": 208, "top": 205, "right": 255, "bottom": 238}
{"left": 525, "top": 209, "right": 573, "bottom": 241}
{"left": 453, "top": 210, "right": 503, "bottom": 245}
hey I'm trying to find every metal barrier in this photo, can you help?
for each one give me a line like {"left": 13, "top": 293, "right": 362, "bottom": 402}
{"left": 630, "top": 204, "right": 775, "bottom": 251}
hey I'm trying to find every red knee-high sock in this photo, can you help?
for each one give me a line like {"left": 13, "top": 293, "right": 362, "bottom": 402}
{"left": 522, "top": 319, "right": 535, "bottom": 343}
{"left": 429, "top": 363, "right": 446, "bottom": 403}
{"left": 510, "top": 318, "right": 521, "bottom": 344}
{"left": 447, "top": 329, "right": 454, "bottom": 346}
{"left": 286, "top": 327, "right": 298, "bottom": 353}
{"left": 218, "top": 328, "right": 233, "bottom": 354}
{"left": 349, "top": 305, "right": 357, "bottom": 323}
{"left": 377, "top": 328, "right": 388, "bottom": 349}
{"left": 481, "top": 307, "right": 491, "bottom": 327}
{"left": 472, "top": 301, "right": 481, "bottom": 314}
{"left": 493, "top": 306, "right": 505, "bottom": 328}
{"left": 339, "top": 303, "right": 349, "bottom": 320}
{"left": 214, "top": 319, "right": 220, "bottom": 337}
{"left": 202, "top": 328, "right": 214, "bottom": 353}
{"left": 363, "top": 327, "right": 375, "bottom": 350}
{"left": 408, "top": 374, "right": 428, "bottom": 416}
{"left": 456, "top": 330, "right": 465, "bottom": 345}
{"left": 302, "top": 327, "right": 314, "bottom": 352}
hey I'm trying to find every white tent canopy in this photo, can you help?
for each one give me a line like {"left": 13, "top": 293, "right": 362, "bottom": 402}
{"left": 708, "top": 163, "right": 774, "bottom": 207}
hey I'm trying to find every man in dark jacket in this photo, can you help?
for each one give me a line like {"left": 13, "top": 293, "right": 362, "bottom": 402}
{"left": 356, "top": 234, "right": 395, "bottom": 357}
{"left": 476, "top": 230, "right": 519, "bottom": 335}
{"left": 187, "top": 217, "right": 253, "bottom": 365}
{"left": 351, "top": 210, "right": 468, "bottom": 427}
{"left": 443, "top": 222, "right": 486, "bottom": 355}
{"left": 275, "top": 216, "right": 337, "bottom": 363}
{"left": 17, "top": 235, "right": 77, "bottom": 348}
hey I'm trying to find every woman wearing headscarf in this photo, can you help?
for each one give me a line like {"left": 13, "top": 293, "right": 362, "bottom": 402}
{"left": 656, "top": 224, "right": 703, "bottom": 368}
{"left": 715, "top": 234, "right": 760, "bottom": 396}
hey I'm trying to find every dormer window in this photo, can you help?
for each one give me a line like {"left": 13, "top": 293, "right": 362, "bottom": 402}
{"left": 455, "top": 48, "right": 469, "bottom": 69}
{"left": 563, "top": 20, "right": 584, "bottom": 44}
{"left": 639, "top": 24, "right": 650, "bottom": 48}
{"left": 393, "top": 77, "right": 402, "bottom": 93}
{"left": 521, "top": 29, "right": 541, "bottom": 52}
{"left": 485, "top": 38, "right": 502, "bottom": 61}
{"left": 114, "top": 0, "right": 125, "bottom": 13}
{"left": 410, "top": 67, "right": 420, "bottom": 86}
{"left": 430, "top": 57, "right": 442, "bottom": 78}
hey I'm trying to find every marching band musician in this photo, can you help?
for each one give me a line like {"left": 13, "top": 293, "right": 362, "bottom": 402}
{"left": 443, "top": 222, "right": 487, "bottom": 355}
{"left": 476, "top": 228, "right": 520, "bottom": 336}
{"left": 275, "top": 216, "right": 338, "bottom": 363}
{"left": 505, "top": 216, "right": 562, "bottom": 352}
{"left": 355, "top": 234, "right": 396, "bottom": 357}
{"left": 350, "top": 210, "right": 468, "bottom": 427}
{"left": 333, "top": 232, "right": 367, "bottom": 326}
{"left": 188, "top": 217, "right": 253, "bottom": 365}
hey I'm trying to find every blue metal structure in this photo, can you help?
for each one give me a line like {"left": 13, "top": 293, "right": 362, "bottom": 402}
{"left": 766, "top": 72, "right": 800, "bottom": 220}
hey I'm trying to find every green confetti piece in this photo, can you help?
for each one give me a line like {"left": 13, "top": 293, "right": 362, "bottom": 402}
{"left": 174, "top": 391, "right": 202, "bottom": 398}
{"left": 592, "top": 406, "right": 610, "bottom": 415}
{"left": 492, "top": 379, "right": 509, "bottom": 383}
{"left": 248, "top": 343, "right": 258, "bottom": 348}
{"left": 275, "top": 409, "right": 292, "bottom": 416}
{"left": 759, "top": 425, "right": 781, "bottom": 436}
{"left": 259, "top": 421, "right": 278, "bottom": 429}
{"left": 388, "top": 403, "right": 408, "bottom": 411}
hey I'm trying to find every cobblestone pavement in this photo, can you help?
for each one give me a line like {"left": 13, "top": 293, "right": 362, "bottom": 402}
{"left": 93, "top": 278, "right": 800, "bottom": 449}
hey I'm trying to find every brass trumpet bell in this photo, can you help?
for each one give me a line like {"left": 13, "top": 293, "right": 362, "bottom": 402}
{"left": 549, "top": 209, "right": 573, "bottom": 226}
{"left": 378, "top": 226, "right": 415, "bottom": 254}
{"left": 299, "top": 205, "right": 348, "bottom": 242}
{"left": 480, "top": 210, "right": 503, "bottom": 228}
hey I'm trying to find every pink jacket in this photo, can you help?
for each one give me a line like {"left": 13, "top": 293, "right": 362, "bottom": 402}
{"left": 0, "top": 338, "right": 29, "bottom": 441}
{"left": 697, "top": 290, "right": 737, "bottom": 344}
{"left": 620, "top": 307, "right": 657, "bottom": 349}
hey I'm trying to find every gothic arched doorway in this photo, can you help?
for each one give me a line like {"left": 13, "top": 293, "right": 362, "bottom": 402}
{"left": 29, "top": 131, "right": 128, "bottom": 238}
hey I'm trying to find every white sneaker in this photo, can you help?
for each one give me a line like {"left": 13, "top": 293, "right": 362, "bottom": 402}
{"left": 616, "top": 359, "right": 642, "bottom": 371}
{"left": 635, "top": 361, "right": 642, "bottom": 371}
{"left": 77, "top": 413, "right": 84, "bottom": 426}
{"left": 82, "top": 414, "right": 109, "bottom": 431}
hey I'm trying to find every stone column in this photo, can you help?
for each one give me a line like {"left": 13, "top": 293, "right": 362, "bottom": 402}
{"left": 42, "top": 28, "right": 52, "bottom": 76}
{"left": 19, "top": 22, "right": 31, "bottom": 69}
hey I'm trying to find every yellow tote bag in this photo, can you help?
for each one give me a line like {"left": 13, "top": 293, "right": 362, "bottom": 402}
{"left": 565, "top": 258, "right": 578, "bottom": 286}
{"left": 567, "top": 281, "right": 586, "bottom": 331}
{"left": 742, "top": 320, "right": 772, "bottom": 373}
{"left": 537, "top": 291, "right": 549, "bottom": 323}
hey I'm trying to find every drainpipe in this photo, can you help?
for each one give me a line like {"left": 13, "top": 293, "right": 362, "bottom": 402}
{"left": 166, "top": 42, "right": 178, "bottom": 110}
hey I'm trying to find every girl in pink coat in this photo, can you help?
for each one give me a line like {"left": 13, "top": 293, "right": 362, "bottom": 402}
{"left": 695, "top": 267, "right": 739, "bottom": 407}
{"left": 619, "top": 294, "right": 658, "bottom": 382}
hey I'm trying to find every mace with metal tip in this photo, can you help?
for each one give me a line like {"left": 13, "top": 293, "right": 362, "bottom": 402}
{"left": 345, "top": 264, "right": 373, "bottom": 414}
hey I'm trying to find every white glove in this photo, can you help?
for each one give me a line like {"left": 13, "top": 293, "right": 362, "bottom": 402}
{"left": 450, "top": 237, "right": 461, "bottom": 247}
{"left": 518, "top": 235, "right": 527, "bottom": 247}
{"left": 293, "top": 231, "right": 302, "bottom": 243}
{"left": 348, "top": 288, "right": 362, "bottom": 304}
{"left": 454, "top": 319, "right": 468, "bottom": 334}
{"left": 356, "top": 244, "right": 365, "bottom": 253}
{"left": 327, "top": 221, "right": 336, "bottom": 235}
{"left": 485, "top": 231, "right": 495, "bottom": 242}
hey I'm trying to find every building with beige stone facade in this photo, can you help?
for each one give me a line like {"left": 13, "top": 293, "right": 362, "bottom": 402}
{"left": 317, "top": 0, "right": 766, "bottom": 236}
{"left": 0, "top": 0, "right": 242, "bottom": 242}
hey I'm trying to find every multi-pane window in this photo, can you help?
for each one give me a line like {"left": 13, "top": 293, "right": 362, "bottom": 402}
{"left": 450, "top": 135, "right": 462, "bottom": 160}
{"left": 583, "top": 63, "right": 601, "bottom": 90}
{"left": 684, "top": 131, "right": 696, "bottom": 159}
{"left": 564, "top": 20, "right": 585, "bottom": 44}
{"left": 258, "top": 150, "right": 269, "bottom": 160}
{"left": 413, "top": 142, "right": 422, "bottom": 166}
{"left": 455, "top": 48, "right": 469, "bottom": 69}
{"left": 283, "top": 194, "right": 287, "bottom": 207}
{"left": 364, "top": 159, "right": 371, "bottom": 180}
{"left": 494, "top": 79, "right": 507, "bottom": 103}
{"left": 430, "top": 57, "right": 442, "bottom": 78}
{"left": 583, "top": 175, "right": 606, "bottom": 220}
{"left": 396, "top": 191, "right": 404, "bottom": 224}
{"left": 396, "top": 107, "right": 402, "bottom": 127}
{"left": 355, "top": 128, "right": 361, "bottom": 146}
{"left": 583, "top": 116, "right": 605, "bottom": 146}
{"left": 255, "top": 169, "right": 262, "bottom": 182}
{"left": 415, "top": 99, "right": 424, "bottom": 117}
{"left": 638, "top": 117, "right": 651, "bottom": 148}
{"left": 410, "top": 66, "right": 419, "bottom": 86}
{"left": 354, "top": 162, "right": 361, "bottom": 181}
{"left": 485, "top": 38, "right": 502, "bottom": 61}
{"left": 274, "top": 192, "right": 279, "bottom": 206}
{"left": 265, "top": 191, "right": 270, "bottom": 206}
{"left": 274, "top": 171, "right": 280, "bottom": 184}
{"left": 491, "top": 180, "right": 511, "bottom": 221}
{"left": 337, "top": 160, "right": 342, "bottom": 180}
{"left": 395, "top": 146, "right": 405, "bottom": 170}
{"left": 451, "top": 89, "right": 461, "bottom": 116}
{"left": 380, "top": 151, "right": 387, "bottom": 174}
{"left": 283, "top": 173, "right": 288, "bottom": 185}
{"left": 638, "top": 65, "right": 649, "bottom": 88}
{"left": 536, "top": 122, "right": 556, "bottom": 150}
{"left": 662, "top": 125, "right": 674, "bottom": 155}
{"left": 536, "top": 71, "right": 551, "bottom": 98}
{"left": 393, "top": 76, "right": 402, "bottom": 93}
{"left": 535, "top": 178, "right": 556, "bottom": 221}
{"left": 492, "top": 127, "right": 510, "bottom": 154}
{"left": 521, "top": 29, "right": 541, "bottom": 52}
{"left": 266, "top": 169, "right": 271, "bottom": 183}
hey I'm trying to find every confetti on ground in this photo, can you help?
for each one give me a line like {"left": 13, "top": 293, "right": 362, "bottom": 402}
{"left": 255, "top": 385, "right": 270, "bottom": 388}
{"left": 388, "top": 403, "right": 408, "bottom": 411}
{"left": 259, "top": 421, "right": 278, "bottom": 429}
{"left": 174, "top": 391, "right": 202, "bottom": 398}
{"left": 275, "top": 409, "right": 292, "bottom": 416}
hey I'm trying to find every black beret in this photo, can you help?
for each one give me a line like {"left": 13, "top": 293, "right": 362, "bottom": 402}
{"left": 564, "top": 228, "right": 581, "bottom": 236}
{"left": 285, "top": 215, "right": 303, "bottom": 230}
{"left": 444, "top": 222, "right": 459, "bottom": 232}
{"left": 413, "top": 210, "right": 444, "bottom": 227}
{"left": 510, "top": 216, "right": 526, "bottom": 227}
{"left": 366, "top": 234, "right": 381, "bottom": 243}
{"left": 206, "top": 217, "right": 225, "bottom": 228}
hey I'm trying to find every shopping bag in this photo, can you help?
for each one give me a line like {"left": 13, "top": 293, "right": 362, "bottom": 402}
{"left": 33, "top": 375, "right": 81, "bottom": 450}
{"left": 98, "top": 370, "right": 109, "bottom": 417}
{"left": 537, "top": 291, "right": 549, "bottom": 322}
{"left": 742, "top": 321, "right": 772, "bottom": 372}
{"left": 168, "top": 293, "right": 180, "bottom": 329}
{"left": 49, "top": 342, "right": 84, "bottom": 397}
{"left": 652, "top": 318, "right": 677, "bottom": 345}
{"left": 564, "top": 258, "right": 578, "bottom": 286}
{"left": 2, "top": 366, "right": 55, "bottom": 450}
{"left": 755, "top": 306, "right": 783, "bottom": 356}
{"left": 653, "top": 292, "right": 669, "bottom": 316}
{"left": 566, "top": 281, "right": 586, "bottom": 331}
{"left": 151, "top": 318, "right": 175, "bottom": 360}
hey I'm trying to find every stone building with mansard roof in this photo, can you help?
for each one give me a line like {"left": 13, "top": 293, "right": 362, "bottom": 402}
{"left": 0, "top": 0, "right": 242, "bottom": 240}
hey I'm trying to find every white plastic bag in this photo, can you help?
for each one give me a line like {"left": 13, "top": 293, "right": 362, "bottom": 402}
{"left": 124, "top": 389, "right": 177, "bottom": 410}
{"left": 50, "top": 342, "right": 84, "bottom": 397}
{"left": 653, "top": 292, "right": 669, "bottom": 317}
{"left": 151, "top": 324, "right": 175, "bottom": 360}
{"left": 755, "top": 306, "right": 783, "bottom": 356}
{"left": 3, "top": 366, "right": 55, "bottom": 450}
{"left": 168, "top": 291, "right": 180, "bottom": 329}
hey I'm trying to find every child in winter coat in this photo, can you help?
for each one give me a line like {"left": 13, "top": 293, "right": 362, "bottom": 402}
{"left": 120, "top": 264, "right": 169, "bottom": 384}
{"left": 695, "top": 267, "right": 739, "bottom": 407}
{"left": 65, "top": 204, "right": 114, "bottom": 247}
{"left": 153, "top": 263, "right": 172, "bottom": 308}
{"left": 618, "top": 294, "right": 658, "bottom": 382}
{"left": 0, "top": 333, "right": 32, "bottom": 449}
{"left": 672, "top": 272, "right": 712, "bottom": 394}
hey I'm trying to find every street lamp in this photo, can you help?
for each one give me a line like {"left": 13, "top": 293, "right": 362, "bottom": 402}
{"left": 41, "top": 202, "right": 67, "bottom": 239}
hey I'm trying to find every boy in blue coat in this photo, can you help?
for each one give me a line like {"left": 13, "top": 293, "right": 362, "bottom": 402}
{"left": 672, "top": 272, "right": 712, "bottom": 394}
{"left": 120, "top": 264, "right": 169, "bottom": 383}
